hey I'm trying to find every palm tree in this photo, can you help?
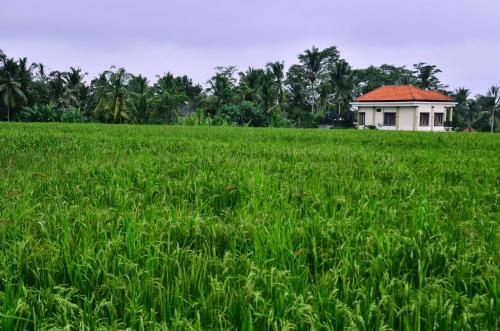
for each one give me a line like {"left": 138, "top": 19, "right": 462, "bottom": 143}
{"left": 0, "top": 72, "right": 27, "bottom": 121}
{"left": 285, "top": 64, "right": 308, "bottom": 108}
{"left": 454, "top": 88, "right": 472, "bottom": 128}
{"left": 129, "top": 75, "right": 151, "bottom": 123}
{"left": 206, "top": 66, "right": 237, "bottom": 108}
{"left": 94, "top": 67, "right": 134, "bottom": 123}
{"left": 486, "top": 85, "right": 499, "bottom": 132}
{"left": 261, "top": 69, "right": 276, "bottom": 113}
{"left": 239, "top": 67, "right": 264, "bottom": 104}
{"left": 16, "top": 57, "right": 36, "bottom": 92}
{"left": 267, "top": 61, "right": 285, "bottom": 113}
{"left": 152, "top": 73, "right": 189, "bottom": 124}
{"left": 330, "top": 60, "right": 354, "bottom": 120}
{"left": 48, "top": 71, "right": 68, "bottom": 108}
{"left": 298, "top": 47, "right": 326, "bottom": 114}
{"left": 63, "top": 67, "right": 89, "bottom": 110}
{"left": 63, "top": 67, "right": 86, "bottom": 91}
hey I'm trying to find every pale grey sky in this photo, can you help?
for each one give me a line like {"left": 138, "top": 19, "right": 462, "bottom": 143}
{"left": 1, "top": 0, "right": 499, "bottom": 94}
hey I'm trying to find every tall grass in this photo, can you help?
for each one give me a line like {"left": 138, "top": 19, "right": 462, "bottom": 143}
{"left": 0, "top": 123, "right": 498, "bottom": 330}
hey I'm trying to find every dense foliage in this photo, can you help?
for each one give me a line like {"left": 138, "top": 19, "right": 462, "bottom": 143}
{"left": 0, "top": 124, "right": 498, "bottom": 329}
{"left": 2, "top": 48, "right": 498, "bottom": 130}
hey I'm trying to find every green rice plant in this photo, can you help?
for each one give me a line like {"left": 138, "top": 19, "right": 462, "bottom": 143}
{"left": 0, "top": 123, "right": 498, "bottom": 330}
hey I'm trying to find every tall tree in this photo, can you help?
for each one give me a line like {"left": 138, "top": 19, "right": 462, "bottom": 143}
{"left": 29, "top": 64, "right": 51, "bottom": 106}
{"left": 285, "top": 64, "right": 311, "bottom": 127}
{"left": 0, "top": 72, "right": 27, "bottom": 121}
{"left": 129, "top": 75, "right": 151, "bottom": 123}
{"left": 266, "top": 61, "right": 285, "bottom": 114}
{"left": 285, "top": 64, "right": 308, "bottom": 108}
{"left": 321, "top": 46, "right": 341, "bottom": 71}
{"left": 454, "top": 87, "right": 473, "bottom": 129}
{"left": 205, "top": 66, "right": 237, "bottom": 115}
{"left": 152, "top": 73, "right": 189, "bottom": 124}
{"left": 16, "top": 57, "right": 36, "bottom": 93}
{"left": 93, "top": 67, "right": 134, "bottom": 123}
{"left": 48, "top": 71, "right": 68, "bottom": 108}
{"left": 486, "top": 85, "right": 499, "bottom": 132}
{"left": 298, "top": 46, "right": 327, "bottom": 114}
{"left": 330, "top": 60, "right": 354, "bottom": 121}
{"left": 261, "top": 69, "right": 276, "bottom": 113}
{"left": 65, "top": 68, "right": 88, "bottom": 106}
{"left": 352, "top": 64, "right": 415, "bottom": 95}
{"left": 413, "top": 63, "right": 446, "bottom": 90}
{"left": 239, "top": 67, "right": 264, "bottom": 104}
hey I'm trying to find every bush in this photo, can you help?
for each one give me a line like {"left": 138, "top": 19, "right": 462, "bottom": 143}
{"left": 61, "top": 108, "right": 84, "bottom": 123}
{"left": 217, "top": 101, "right": 269, "bottom": 127}
{"left": 285, "top": 106, "right": 317, "bottom": 128}
{"left": 18, "top": 103, "right": 61, "bottom": 122}
{"left": 180, "top": 108, "right": 207, "bottom": 126}
{"left": 270, "top": 111, "right": 294, "bottom": 128}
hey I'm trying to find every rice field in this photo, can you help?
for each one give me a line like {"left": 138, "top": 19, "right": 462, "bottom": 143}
{"left": 0, "top": 123, "right": 499, "bottom": 330}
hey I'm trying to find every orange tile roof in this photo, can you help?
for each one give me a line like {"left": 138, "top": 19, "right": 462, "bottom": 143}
{"left": 355, "top": 85, "right": 453, "bottom": 102}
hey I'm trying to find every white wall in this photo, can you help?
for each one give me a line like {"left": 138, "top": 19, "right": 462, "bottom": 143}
{"left": 398, "top": 107, "right": 415, "bottom": 131}
{"left": 415, "top": 104, "right": 446, "bottom": 132}
{"left": 357, "top": 107, "right": 374, "bottom": 126}
{"left": 356, "top": 104, "right": 447, "bottom": 131}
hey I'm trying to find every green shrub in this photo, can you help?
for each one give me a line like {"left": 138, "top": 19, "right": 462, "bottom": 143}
{"left": 61, "top": 108, "right": 84, "bottom": 123}
{"left": 18, "top": 103, "right": 61, "bottom": 122}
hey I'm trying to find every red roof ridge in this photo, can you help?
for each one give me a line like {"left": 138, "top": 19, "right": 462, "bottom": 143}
{"left": 354, "top": 84, "right": 453, "bottom": 102}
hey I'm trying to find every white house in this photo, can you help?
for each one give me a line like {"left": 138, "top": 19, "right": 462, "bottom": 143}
{"left": 350, "top": 85, "right": 457, "bottom": 131}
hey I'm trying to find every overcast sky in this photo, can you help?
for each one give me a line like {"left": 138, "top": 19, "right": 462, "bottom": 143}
{"left": 1, "top": 0, "right": 499, "bottom": 94}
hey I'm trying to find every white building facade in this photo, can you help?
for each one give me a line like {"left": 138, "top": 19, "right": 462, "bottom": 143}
{"left": 350, "top": 86, "right": 457, "bottom": 132}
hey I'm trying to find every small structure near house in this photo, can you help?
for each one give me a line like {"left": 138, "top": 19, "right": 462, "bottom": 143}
{"left": 317, "top": 124, "right": 335, "bottom": 129}
{"left": 350, "top": 85, "right": 457, "bottom": 131}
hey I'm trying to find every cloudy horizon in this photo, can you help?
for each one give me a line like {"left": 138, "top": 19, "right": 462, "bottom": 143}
{"left": 2, "top": 0, "right": 499, "bottom": 95}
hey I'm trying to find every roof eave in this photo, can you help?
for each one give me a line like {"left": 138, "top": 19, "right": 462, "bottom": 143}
{"left": 354, "top": 99, "right": 454, "bottom": 103}
{"left": 350, "top": 100, "right": 458, "bottom": 107}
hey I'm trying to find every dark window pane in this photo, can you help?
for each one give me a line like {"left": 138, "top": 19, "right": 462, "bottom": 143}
{"left": 434, "top": 113, "right": 444, "bottom": 126}
{"left": 359, "top": 112, "right": 365, "bottom": 125}
{"left": 383, "top": 113, "right": 396, "bottom": 126}
{"left": 420, "top": 113, "right": 429, "bottom": 126}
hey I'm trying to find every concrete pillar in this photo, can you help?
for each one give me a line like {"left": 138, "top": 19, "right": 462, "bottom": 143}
{"left": 450, "top": 107, "right": 454, "bottom": 122}
{"left": 430, "top": 106, "right": 435, "bottom": 131}
{"left": 372, "top": 107, "right": 376, "bottom": 126}
{"left": 413, "top": 106, "right": 418, "bottom": 131}
{"left": 396, "top": 107, "right": 400, "bottom": 130}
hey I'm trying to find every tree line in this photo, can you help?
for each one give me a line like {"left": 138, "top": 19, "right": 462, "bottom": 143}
{"left": 1, "top": 46, "right": 498, "bottom": 131}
